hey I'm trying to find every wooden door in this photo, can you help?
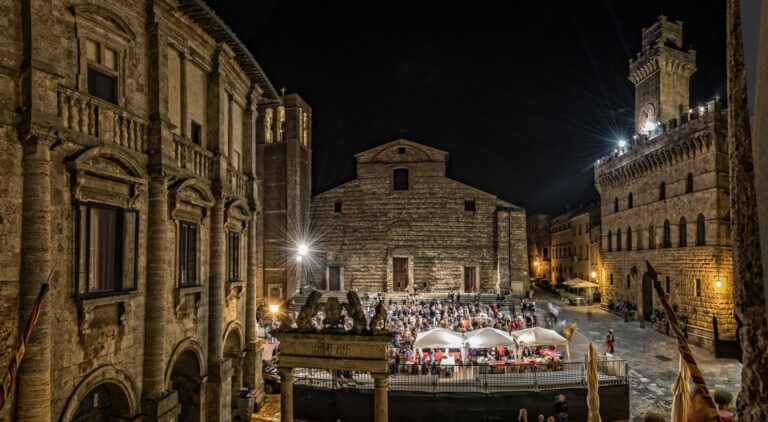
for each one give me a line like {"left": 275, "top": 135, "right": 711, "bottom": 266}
{"left": 464, "top": 267, "right": 476, "bottom": 292}
{"left": 393, "top": 258, "right": 408, "bottom": 291}
{"left": 328, "top": 266, "right": 341, "bottom": 291}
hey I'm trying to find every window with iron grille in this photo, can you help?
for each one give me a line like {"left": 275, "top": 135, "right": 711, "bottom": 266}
{"left": 179, "top": 221, "right": 198, "bottom": 287}
{"left": 74, "top": 203, "right": 137, "bottom": 296}
{"left": 228, "top": 231, "right": 240, "bottom": 282}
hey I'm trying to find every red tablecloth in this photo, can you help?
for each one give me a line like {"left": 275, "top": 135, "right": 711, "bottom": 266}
{"left": 718, "top": 410, "right": 734, "bottom": 422}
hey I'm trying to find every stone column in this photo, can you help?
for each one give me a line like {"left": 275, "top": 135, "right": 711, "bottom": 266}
{"left": 278, "top": 367, "right": 294, "bottom": 422}
{"left": 206, "top": 197, "right": 227, "bottom": 421}
{"left": 143, "top": 175, "right": 169, "bottom": 398}
{"left": 244, "top": 210, "right": 265, "bottom": 406}
{"left": 372, "top": 373, "right": 389, "bottom": 422}
{"left": 16, "top": 134, "right": 52, "bottom": 422}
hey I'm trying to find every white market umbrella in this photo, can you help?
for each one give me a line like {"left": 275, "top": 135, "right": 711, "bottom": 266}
{"left": 413, "top": 328, "right": 464, "bottom": 349}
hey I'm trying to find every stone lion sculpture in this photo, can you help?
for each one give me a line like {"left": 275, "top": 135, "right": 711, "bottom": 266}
{"left": 344, "top": 291, "right": 367, "bottom": 334}
{"left": 368, "top": 301, "right": 387, "bottom": 334}
{"left": 323, "top": 297, "right": 344, "bottom": 330}
{"left": 297, "top": 291, "right": 323, "bottom": 332}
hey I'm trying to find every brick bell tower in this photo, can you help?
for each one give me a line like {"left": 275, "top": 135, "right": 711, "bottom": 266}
{"left": 629, "top": 15, "right": 697, "bottom": 134}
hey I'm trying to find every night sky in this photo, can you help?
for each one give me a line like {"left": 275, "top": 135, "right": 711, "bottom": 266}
{"left": 205, "top": 0, "right": 736, "bottom": 215}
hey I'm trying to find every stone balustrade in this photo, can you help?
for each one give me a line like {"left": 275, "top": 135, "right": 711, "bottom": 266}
{"left": 173, "top": 134, "right": 213, "bottom": 179}
{"left": 56, "top": 87, "right": 148, "bottom": 154}
{"left": 227, "top": 165, "right": 248, "bottom": 197}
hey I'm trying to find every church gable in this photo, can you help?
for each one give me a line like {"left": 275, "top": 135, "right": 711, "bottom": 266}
{"left": 354, "top": 139, "right": 448, "bottom": 165}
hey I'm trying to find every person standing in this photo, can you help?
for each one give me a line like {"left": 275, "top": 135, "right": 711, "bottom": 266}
{"left": 606, "top": 329, "right": 615, "bottom": 354}
{"left": 518, "top": 408, "right": 528, "bottom": 422}
{"left": 554, "top": 394, "right": 568, "bottom": 422}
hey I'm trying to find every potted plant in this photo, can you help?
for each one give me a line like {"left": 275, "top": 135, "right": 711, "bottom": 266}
{"left": 713, "top": 390, "right": 733, "bottom": 411}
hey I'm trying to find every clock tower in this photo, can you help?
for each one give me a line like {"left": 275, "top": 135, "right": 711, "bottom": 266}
{"left": 629, "top": 16, "right": 697, "bottom": 134}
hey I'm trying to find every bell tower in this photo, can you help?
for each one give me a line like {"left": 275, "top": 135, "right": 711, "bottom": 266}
{"left": 629, "top": 16, "right": 697, "bottom": 134}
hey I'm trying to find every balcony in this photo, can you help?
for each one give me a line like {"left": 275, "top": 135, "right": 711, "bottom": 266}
{"left": 173, "top": 134, "right": 213, "bottom": 179}
{"left": 57, "top": 86, "right": 148, "bottom": 154}
{"left": 227, "top": 164, "right": 248, "bottom": 197}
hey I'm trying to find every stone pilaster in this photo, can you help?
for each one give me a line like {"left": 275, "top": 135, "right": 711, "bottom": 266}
{"left": 205, "top": 358, "right": 232, "bottom": 422}
{"left": 16, "top": 133, "right": 53, "bottom": 422}
{"left": 206, "top": 198, "right": 228, "bottom": 421}
{"left": 278, "top": 367, "right": 294, "bottom": 422}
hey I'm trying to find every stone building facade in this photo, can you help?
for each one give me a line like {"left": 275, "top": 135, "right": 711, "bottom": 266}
{"left": 594, "top": 16, "right": 735, "bottom": 349}
{"left": 308, "top": 139, "right": 528, "bottom": 294}
{"left": 547, "top": 207, "right": 601, "bottom": 284}
{"left": 526, "top": 213, "right": 551, "bottom": 282}
{"left": 0, "top": 0, "right": 310, "bottom": 420}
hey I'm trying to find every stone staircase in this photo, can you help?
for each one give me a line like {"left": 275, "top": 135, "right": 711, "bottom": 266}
{"left": 288, "top": 291, "right": 510, "bottom": 313}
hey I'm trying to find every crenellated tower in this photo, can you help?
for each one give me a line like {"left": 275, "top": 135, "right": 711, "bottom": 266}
{"left": 629, "top": 15, "right": 697, "bottom": 134}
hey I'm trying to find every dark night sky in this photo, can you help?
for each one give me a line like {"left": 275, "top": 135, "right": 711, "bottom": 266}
{"left": 205, "top": 0, "right": 736, "bottom": 215}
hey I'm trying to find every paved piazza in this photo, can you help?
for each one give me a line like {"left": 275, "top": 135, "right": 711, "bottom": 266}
{"left": 537, "top": 289, "right": 742, "bottom": 421}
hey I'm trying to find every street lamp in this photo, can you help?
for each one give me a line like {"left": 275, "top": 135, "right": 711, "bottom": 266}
{"left": 618, "top": 139, "right": 626, "bottom": 148}
{"left": 269, "top": 304, "right": 280, "bottom": 314}
{"left": 296, "top": 243, "right": 309, "bottom": 262}
{"left": 591, "top": 271, "right": 597, "bottom": 279}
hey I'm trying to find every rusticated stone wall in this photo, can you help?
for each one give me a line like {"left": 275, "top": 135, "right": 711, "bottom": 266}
{"left": 309, "top": 139, "right": 528, "bottom": 294}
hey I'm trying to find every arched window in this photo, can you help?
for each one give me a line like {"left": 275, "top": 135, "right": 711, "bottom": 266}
{"left": 636, "top": 226, "right": 643, "bottom": 250}
{"left": 626, "top": 227, "right": 632, "bottom": 251}
{"left": 617, "top": 229, "right": 622, "bottom": 251}
{"left": 696, "top": 214, "right": 706, "bottom": 246}
{"left": 663, "top": 220, "right": 671, "bottom": 248}
{"left": 607, "top": 231, "right": 612, "bottom": 252}
{"left": 614, "top": 197, "right": 619, "bottom": 213}
{"left": 647, "top": 225, "right": 654, "bottom": 249}
{"left": 686, "top": 173, "right": 694, "bottom": 193}
{"left": 679, "top": 217, "right": 687, "bottom": 247}
{"left": 628, "top": 193, "right": 633, "bottom": 209}
{"left": 659, "top": 182, "right": 666, "bottom": 201}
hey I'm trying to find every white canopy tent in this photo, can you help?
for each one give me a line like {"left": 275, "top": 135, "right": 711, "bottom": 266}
{"left": 463, "top": 327, "right": 516, "bottom": 349}
{"left": 510, "top": 327, "right": 571, "bottom": 361}
{"left": 413, "top": 328, "right": 465, "bottom": 349}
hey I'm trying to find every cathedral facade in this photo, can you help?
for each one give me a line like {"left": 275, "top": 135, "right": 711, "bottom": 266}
{"left": 0, "top": 0, "right": 310, "bottom": 420}
{"left": 594, "top": 16, "right": 735, "bottom": 350}
{"left": 308, "top": 139, "right": 528, "bottom": 295}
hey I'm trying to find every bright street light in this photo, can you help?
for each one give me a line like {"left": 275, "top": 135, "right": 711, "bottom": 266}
{"left": 297, "top": 243, "right": 309, "bottom": 256}
{"left": 618, "top": 140, "right": 626, "bottom": 148}
{"left": 591, "top": 271, "right": 597, "bottom": 279}
{"left": 269, "top": 304, "right": 279, "bottom": 313}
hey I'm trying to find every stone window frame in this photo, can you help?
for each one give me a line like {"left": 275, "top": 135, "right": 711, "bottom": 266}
{"left": 663, "top": 219, "right": 671, "bottom": 248}
{"left": 177, "top": 219, "right": 200, "bottom": 288}
{"left": 392, "top": 168, "right": 409, "bottom": 191}
{"left": 333, "top": 201, "right": 342, "bottom": 214}
{"left": 464, "top": 199, "right": 476, "bottom": 213}
{"left": 224, "top": 199, "right": 251, "bottom": 303}
{"left": 696, "top": 214, "right": 706, "bottom": 246}
{"left": 679, "top": 217, "right": 688, "bottom": 247}
{"left": 71, "top": 5, "right": 135, "bottom": 108}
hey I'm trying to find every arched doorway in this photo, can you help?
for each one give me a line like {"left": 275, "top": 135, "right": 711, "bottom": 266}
{"left": 70, "top": 383, "right": 132, "bottom": 422}
{"left": 223, "top": 325, "right": 244, "bottom": 413}
{"left": 170, "top": 349, "right": 203, "bottom": 422}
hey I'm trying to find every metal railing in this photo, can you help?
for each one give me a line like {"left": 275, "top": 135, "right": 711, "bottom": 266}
{"left": 293, "top": 359, "right": 628, "bottom": 393}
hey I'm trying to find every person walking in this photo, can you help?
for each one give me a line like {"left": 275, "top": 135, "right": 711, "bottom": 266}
{"left": 606, "top": 329, "right": 615, "bottom": 354}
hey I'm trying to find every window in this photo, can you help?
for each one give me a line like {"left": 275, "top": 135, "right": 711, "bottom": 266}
{"left": 543, "top": 248, "right": 548, "bottom": 259}
{"left": 228, "top": 231, "right": 240, "bottom": 282}
{"left": 663, "top": 220, "right": 671, "bottom": 248}
{"left": 74, "top": 203, "right": 137, "bottom": 296}
{"left": 334, "top": 202, "right": 342, "bottom": 213}
{"left": 614, "top": 198, "right": 619, "bottom": 213}
{"left": 648, "top": 224, "right": 655, "bottom": 249}
{"left": 659, "top": 182, "right": 666, "bottom": 200}
{"left": 626, "top": 227, "right": 632, "bottom": 251}
{"left": 190, "top": 121, "right": 202, "bottom": 145}
{"left": 628, "top": 193, "right": 633, "bottom": 209}
{"left": 679, "top": 217, "right": 687, "bottom": 247}
{"left": 696, "top": 214, "right": 706, "bottom": 246}
{"left": 696, "top": 279, "right": 701, "bottom": 297}
{"left": 627, "top": 274, "right": 631, "bottom": 288}
{"left": 610, "top": 273, "right": 614, "bottom": 285}
{"left": 686, "top": 173, "right": 694, "bottom": 193}
{"left": 464, "top": 200, "right": 476, "bottom": 212}
{"left": 666, "top": 276, "right": 670, "bottom": 293}
{"left": 86, "top": 39, "right": 118, "bottom": 104}
{"left": 178, "top": 221, "right": 197, "bottom": 287}
{"left": 636, "top": 227, "right": 642, "bottom": 250}
{"left": 617, "top": 229, "right": 622, "bottom": 251}
{"left": 607, "top": 231, "right": 612, "bottom": 252}
{"left": 393, "top": 168, "right": 408, "bottom": 191}
{"left": 398, "top": 147, "right": 406, "bottom": 154}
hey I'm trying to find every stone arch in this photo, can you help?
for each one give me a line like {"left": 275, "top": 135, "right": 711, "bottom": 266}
{"left": 165, "top": 338, "right": 205, "bottom": 422}
{"left": 164, "top": 337, "right": 206, "bottom": 391}
{"left": 60, "top": 365, "right": 139, "bottom": 422}
{"left": 69, "top": 143, "right": 149, "bottom": 180}
{"left": 223, "top": 320, "right": 245, "bottom": 353}
{"left": 226, "top": 198, "right": 252, "bottom": 223}
{"left": 223, "top": 321, "right": 245, "bottom": 412}
{"left": 169, "top": 177, "right": 215, "bottom": 219}
{"left": 370, "top": 143, "right": 432, "bottom": 162}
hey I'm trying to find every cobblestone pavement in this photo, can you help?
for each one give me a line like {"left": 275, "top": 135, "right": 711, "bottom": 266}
{"left": 536, "top": 289, "right": 742, "bottom": 421}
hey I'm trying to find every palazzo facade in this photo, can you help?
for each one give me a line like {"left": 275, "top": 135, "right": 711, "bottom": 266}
{"left": 594, "top": 16, "right": 735, "bottom": 349}
{"left": 308, "top": 139, "right": 528, "bottom": 295}
{"left": 0, "top": 0, "right": 310, "bottom": 420}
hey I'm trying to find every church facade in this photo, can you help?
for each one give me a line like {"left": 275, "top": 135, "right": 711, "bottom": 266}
{"left": 0, "top": 0, "right": 310, "bottom": 420}
{"left": 594, "top": 16, "right": 735, "bottom": 350}
{"left": 309, "top": 139, "right": 528, "bottom": 294}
